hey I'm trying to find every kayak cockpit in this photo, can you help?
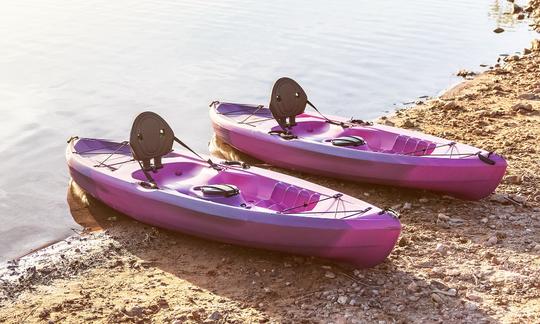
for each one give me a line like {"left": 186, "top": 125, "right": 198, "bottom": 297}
{"left": 215, "top": 103, "right": 450, "bottom": 157}
{"left": 131, "top": 162, "right": 322, "bottom": 214}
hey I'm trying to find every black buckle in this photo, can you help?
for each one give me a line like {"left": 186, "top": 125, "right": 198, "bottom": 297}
{"left": 478, "top": 152, "right": 496, "bottom": 165}
{"left": 378, "top": 208, "right": 401, "bottom": 219}
{"left": 222, "top": 160, "right": 250, "bottom": 169}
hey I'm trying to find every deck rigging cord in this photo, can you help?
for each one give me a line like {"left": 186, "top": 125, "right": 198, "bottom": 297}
{"left": 402, "top": 141, "right": 456, "bottom": 156}
{"left": 94, "top": 141, "right": 129, "bottom": 168}
{"left": 278, "top": 192, "right": 373, "bottom": 219}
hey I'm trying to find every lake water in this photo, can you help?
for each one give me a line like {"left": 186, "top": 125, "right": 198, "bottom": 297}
{"left": 0, "top": 0, "right": 536, "bottom": 261}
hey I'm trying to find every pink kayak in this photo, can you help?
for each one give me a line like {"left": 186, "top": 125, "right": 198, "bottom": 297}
{"left": 66, "top": 112, "right": 401, "bottom": 267}
{"left": 209, "top": 78, "right": 507, "bottom": 200}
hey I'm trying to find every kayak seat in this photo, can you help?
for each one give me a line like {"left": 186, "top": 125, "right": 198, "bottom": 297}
{"left": 383, "top": 135, "right": 437, "bottom": 155}
{"left": 383, "top": 135, "right": 409, "bottom": 153}
{"left": 256, "top": 182, "right": 320, "bottom": 213}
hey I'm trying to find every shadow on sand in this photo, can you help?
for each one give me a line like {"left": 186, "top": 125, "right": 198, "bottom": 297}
{"left": 59, "top": 137, "right": 514, "bottom": 322}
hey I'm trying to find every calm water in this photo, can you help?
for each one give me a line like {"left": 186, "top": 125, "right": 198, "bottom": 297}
{"left": 0, "top": 0, "right": 535, "bottom": 261}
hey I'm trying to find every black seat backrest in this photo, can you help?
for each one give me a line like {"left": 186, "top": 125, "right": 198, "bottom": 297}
{"left": 130, "top": 111, "right": 174, "bottom": 170}
{"left": 269, "top": 77, "right": 308, "bottom": 130}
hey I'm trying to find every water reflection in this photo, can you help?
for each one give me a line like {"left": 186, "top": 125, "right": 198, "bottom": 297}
{"left": 66, "top": 180, "right": 122, "bottom": 232}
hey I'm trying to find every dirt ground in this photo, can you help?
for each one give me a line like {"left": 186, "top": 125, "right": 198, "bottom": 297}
{"left": 2, "top": 9, "right": 540, "bottom": 324}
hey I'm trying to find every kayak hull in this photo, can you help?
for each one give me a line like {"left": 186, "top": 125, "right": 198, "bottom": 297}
{"left": 210, "top": 103, "right": 507, "bottom": 200}
{"left": 66, "top": 138, "right": 400, "bottom": 267}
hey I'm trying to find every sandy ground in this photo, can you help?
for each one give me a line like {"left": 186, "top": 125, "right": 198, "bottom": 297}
{"left": 2, "top": 8, "right": 540, "bottom": 323}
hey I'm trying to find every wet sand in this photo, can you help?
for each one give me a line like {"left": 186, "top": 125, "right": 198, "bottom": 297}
{"left": 2, "top": 8, "right": 540, "bottom": 324}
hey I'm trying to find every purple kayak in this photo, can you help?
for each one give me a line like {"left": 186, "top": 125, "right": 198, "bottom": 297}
{"left": 66, "top": 112, "right": 400, "bottom": 267}
{"left": 209, "top": 78, "right": 507, "bottom": 200}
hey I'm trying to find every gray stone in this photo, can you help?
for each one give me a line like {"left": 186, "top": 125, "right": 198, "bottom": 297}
{"left": 208, "top": 311, "right": 222, "bottom": 321}
{"left": 431, "top": 293, "right": 444, "bottom": 304}
{"left": 337, "top": 296, "right": 348, "bottom": 305}
{"left": 517, "top": 93, "right": 539, "bottom": 100}
{"left": 485, "top": 236, "right": 498, "bottom": 247}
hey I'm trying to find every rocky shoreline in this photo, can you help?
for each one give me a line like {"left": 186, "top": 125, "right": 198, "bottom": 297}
{"left": 2, "top": 18, "right": 540, "bottom": 324}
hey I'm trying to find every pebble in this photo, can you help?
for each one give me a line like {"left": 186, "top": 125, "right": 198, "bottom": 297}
{"left": 398, "top": 236, "right": 409, "bottom": 247}
{"left": 485, "top": 236, "right": 498, "bottom": 247}
{"left": 431, "top": 293, "right": 444, "bottom": 304}
{"left": 443, "top": 101, "right": 461, "bottom": 110}
{"left": 124, "top": 306, "right": 144, "bottom": 317}
{"left": 504, "top": 174, "right": 522, "bottom": 184}
{"left": 456, "top": 70, "right": 475, "bottom": 78}
{"left": 408, "top": 295, "right": 420, "bottom": 302}
{"left": 517, "top": 93, "right": 539, "bottom": 100}
{"left": 406, "top": 281, "right": 419, "bottom": 292}
{"left": 511, "top": 195, "right": 527, "bottom": 203}
{"left": 493, "top": 27, "right": 505, "bottom": 33}
{"left": 337, "top": 296, "right": 348, "bottom": 305}
{"left": 402, "top": 202, "right": 412, "bottom": 210}
{"left": 208, "top": 311, "right": 222, "bottom": 321}
{"left": 490, "top": 193, "right": 508, "bottom": 204}
{"left": 435, "top": 243, "right": 447, "bottom": 255}
{"left": 467, "top": 294, "right": 482, "bottom": 302}
{"left": 532, "top": 39, "right": 540, "bottom": 51}
{"left": 437, "top": 213, "right": 450, "bottom": 222}
{"left": 402, "top": 120, "right": 415, "bottom": 128}
{"left": 449, "top": 218, "right": 465, "bottom": 226}
{"left": 325, "top": 271, "right": 336, "bottom": 279}
{"left": 418, "top": 197, "right": 429, "bottom": 203}
{"left": 430, "top": 280, "right": 448, "bottom": 291}
{"left": 512, "top": 103, "right": 534, "bottom": 113}
{"left": 464, "top": 301, "right": 478, "bottom": 311}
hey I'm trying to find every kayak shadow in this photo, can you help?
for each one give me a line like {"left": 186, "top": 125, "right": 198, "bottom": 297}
{"left": 210, "top": 133, "right": 538, "bottom": 256}
{"left": 65, "top": 180, "right": 499, "bottom": 322}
